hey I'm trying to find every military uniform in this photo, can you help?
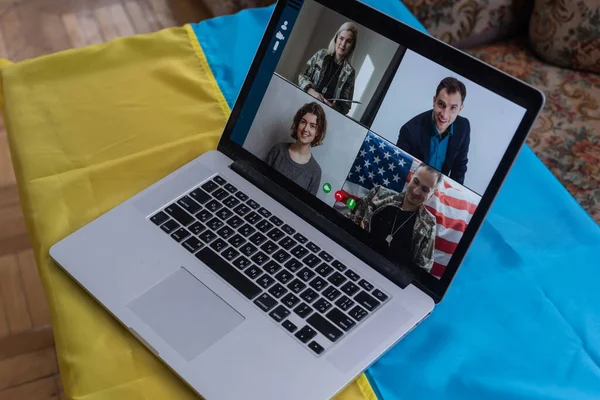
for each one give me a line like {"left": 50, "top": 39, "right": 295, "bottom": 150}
{"left": 348, "top": 186, "right": 437, "bottom": 272}
{"left": 298, "top": 49, "right": 356, "bottom": 115}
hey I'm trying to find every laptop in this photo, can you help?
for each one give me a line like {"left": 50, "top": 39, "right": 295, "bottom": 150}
{"left": 49, "top": 0, "right": 544, "bottom": 398}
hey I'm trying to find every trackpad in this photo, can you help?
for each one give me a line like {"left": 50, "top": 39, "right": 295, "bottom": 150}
{"left": 128, "top": 267, "right": 244, "bottom": 361}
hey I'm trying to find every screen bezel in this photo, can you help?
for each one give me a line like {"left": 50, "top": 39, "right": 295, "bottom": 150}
{"left": 217, "top": 0, "right": 545, "bottom": 302}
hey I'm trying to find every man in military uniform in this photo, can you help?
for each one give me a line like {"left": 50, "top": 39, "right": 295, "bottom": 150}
{"left": 348, "top": 164, "right": 440, "bottom": 272}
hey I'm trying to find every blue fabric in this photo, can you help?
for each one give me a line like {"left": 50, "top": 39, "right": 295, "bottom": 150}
{"left": 192, "top": 2, "right": 600, "bottom": 399}
{"left": 429, "top": 120, "right": 452, "bottom": 170}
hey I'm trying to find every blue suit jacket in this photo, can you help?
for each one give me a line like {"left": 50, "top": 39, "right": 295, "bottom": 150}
{"left": 396, "top": 110, "right": 471, "bottom": 184}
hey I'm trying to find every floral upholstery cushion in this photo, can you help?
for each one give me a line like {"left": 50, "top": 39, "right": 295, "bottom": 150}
{"left": 529, "top": 0, "right": 600, "bottom": 73}
{"left": 468, "top": 40, "right": 600, "bottom": 222}
{"left": 402, "top": 0, "right": 533, "bottom": 48}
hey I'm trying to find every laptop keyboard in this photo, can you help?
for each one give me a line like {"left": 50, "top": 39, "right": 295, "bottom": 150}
{"left": 149, "top": 175, "right": 390, "bottom": 356}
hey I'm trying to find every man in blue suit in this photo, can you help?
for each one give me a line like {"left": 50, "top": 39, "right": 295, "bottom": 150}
{"left": 396, "top": 77, "right": 470, "bottom": 184}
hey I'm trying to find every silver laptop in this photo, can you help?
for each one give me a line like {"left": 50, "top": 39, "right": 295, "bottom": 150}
{"left": 49, "top": 0, "right": 544, "bottom": 398}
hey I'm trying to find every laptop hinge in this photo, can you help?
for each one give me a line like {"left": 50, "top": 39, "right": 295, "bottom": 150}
{"left": 230, "top": 160, "right": 413, "bottom": 290}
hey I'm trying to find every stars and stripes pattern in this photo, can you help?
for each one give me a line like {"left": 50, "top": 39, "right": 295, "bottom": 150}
{"left": 341, "top": 131, "right": 481, "bottom": 279}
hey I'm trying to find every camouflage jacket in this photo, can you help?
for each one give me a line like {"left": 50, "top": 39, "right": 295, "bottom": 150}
{"left": 348, "top": 186, "right": 437, "bottom": 272}
{"left": 298, "top": 49, "right": 356, "bottom": 115}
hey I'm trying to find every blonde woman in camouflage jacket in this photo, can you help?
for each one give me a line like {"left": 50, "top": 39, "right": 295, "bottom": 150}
{"left": 348, "top": 165, "right": 440, "bottom": 272}
{"left": 298, "top": 22, "right": 358, "bottom": 115}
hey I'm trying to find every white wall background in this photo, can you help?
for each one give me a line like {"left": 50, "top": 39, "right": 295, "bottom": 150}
{"left": 275, "top": 0, "right": 399, "bottom": 122}
{"left": 371, "top": 50, "right": 527, "bottom": 194}
{"left": 243, "top": 75, "right": 368, "bottom": 205}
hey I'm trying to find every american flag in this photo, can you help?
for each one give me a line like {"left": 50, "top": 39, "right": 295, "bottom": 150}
{"left": 339, "top": 131, "right": 481, "bottom": 279}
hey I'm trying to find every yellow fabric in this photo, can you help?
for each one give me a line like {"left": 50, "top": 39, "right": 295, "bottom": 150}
{"left": 0, "top": 26, "right": 377, "bottom": 400}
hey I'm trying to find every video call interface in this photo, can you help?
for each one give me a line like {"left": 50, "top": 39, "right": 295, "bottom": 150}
{"left": 236, "top": 0, "right": 527, "bottom": 279}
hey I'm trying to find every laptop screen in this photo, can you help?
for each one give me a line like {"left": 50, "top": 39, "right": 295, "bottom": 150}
{"left": 228, "top": 0, "right": 528, "bottom": 282}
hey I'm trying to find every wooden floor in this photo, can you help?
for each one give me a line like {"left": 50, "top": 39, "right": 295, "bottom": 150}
{"left": 0, "top": 0, "right": 214, "bottom": 398}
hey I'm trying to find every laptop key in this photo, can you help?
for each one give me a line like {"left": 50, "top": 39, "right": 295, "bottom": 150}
{"left": 223, "top": 196, "right": 240, "bottom": 208}
{"left": 269, "top": 305, "right": 290, "bottom": 322}
{"left": 206, "top": 217, "right": 224, "bottom": 231}
{"left": 279, "top": 236, "right": 297, "bottom": 250}
{"left": 318, "top": 251, "right": 333, "bottom": 262}
{"left": 307, "top": 314, "right": 342, "bottom": 342}
{"left": 251, "top": 251, "right": 269, "bottom": 266}
{"left": 270, "top": 215, "right": 284, "bottom": 226}
{"left": 160, "top": 219, "right": 179, "bottom": 234}
{"left": 349, "top": 305, "right": 368, "bottom": 322}
{"left": 297, "top": 267, "right": 315, "bottom": 282}
{"left": 205, "top": 200, "right": 223, "bottom": 213}
{"left": 324, "top": 287, "right": 342, "bottom": 301}
{"left": 216, "top": 226, "right": 235, "bottom": 240}
{"left": 238, "top": 223, "right": 256, "bottom": 237}
{"left": 247, "top": 199, "right": 260, "bottom": 209}
{"left": 257, "top": 207, "right": 272, "bottom": 219}
{"left": 303, "top": 254, "right": 321, "bottom": 268}
{"left": 273, "top": 249, "right": 291, "bottom": 264}
{"left": 244, "top": 211, "right": 262, "bottom": 225}
{"left": 189, "top": 221, "right": 206, "bottom": 235}
{"left": 275, "top": 270, "right": 293, "bottom": 284}
{"left": 244, "top": 265, "right": 262, "bottom": 279}
{"left": 341, "top": 281, "right": 360, "bottom": 296}
{"left": 212, "top": 175, "right": 227, "bottom": 185}
{"left": 254, "top": 293, "right": 277, "bottom": 312}
{"left": 224, "top": 183, "right": 237, "bottom": 193}
{"left": 182, "top": 236, "right": 203, "bottom": 253}
{"left": 335, "top": 295, "right": 355, "bottom": 311}
{"left": 198, "top": 230, "right": 217, "bottom": 244}
{"left": 326, "top": 308, "right": 356, "bottom": 331}
{"left": 222, "top": 247, "right": 240, "bottom": 261}
{"left": 331, "top": 260, "right": 347, "bottom": 272}
{"left": 308, "top": 341, "right": 324, "bottom": 355}
{"left": 260, "top": 240, "right": 278, "bottom": 255}
{"left": 210, "top": 238, "right": 228, "bottom": 252}
{"left": 344, "top": 270, "right": 360, "bottom": 282}
{"left": 190, "top": 188, "right": 211, "bottom": 204}
{"left": 282, "top": 319, "right": 297, "bottom": 333}
{"left": 227, "top": 215, "right": 245, "bottom": 229}
{"left": 354, "top": 291, "right": 381, "bottom": 312}
{"left": 228, "top": 234, "right": 246, "bottom": 248}
{"left": 240, "top": 243, "right": 258, "bottom": 257}
{"left": 257, "top": 274, "right": 275, "bottom": 289}
{"left": 358, "top": 279, "right": 374, "bottom": 291}
{"left": 293, "top": 232, "right": 308, "bottom": 244}
{"left": 171, "top": 228, "right": 191, "bottom": 242}
{"left": 295, "top": 325, "right": 317, "bottom": 343}
{"left": 235, "top": 191, "right": 249, "bottom": 201}
{"left": 306, "top": 242, "right": 320, "bottom": 253}
{"left": 263, "top": 260, "right": 281, "bottom": 275}
{"left": 177, "top": 196, "right": 201, "bottom": 214}
{"left": 314, "top": 298, "right": 332, "bottom": 313}
{"left": 372, "top": 289, "right": 388, "bottom": 302}
{"left": 256, "top": 219, "right": 274, "bottom": 232}
{"left": 233, "top": 204, "right": 251, "bottom": 217}
{"left": 268, "top": 283, "right": 287, "bottom": 299}
{"left": 294, "top": 303, "right": 313, "bottom": 319}
{"left": 165, "top": 203, "right": 194, "bottom": 227}
{"left": 212, "top": 188, "right": 230, "bottom": 201}
{"left": 232, "top": 256, "right": 252, "bottom": 270}
{"left": 287, "top": 279, "right": 306, "bottom": 294}
{"left": 281, "top": 224, "right": 295, "bottom": 235}
{"left": 195, "top": 209, "right": 212, "bottom": 223}
{"left": 216, "top": 208, "right": 234, "bottom": 221}
{"left": 201, "top": 180, "right": 219, "bottom": 192}
{"left": 267, "top": 228, "right": 285, "bottom": 241}
{"left": 282, "top": 293, "right": 300, "bottom": 308}
{"left": 249, "top": 232, "right": 267, "bottom": 246}
{"left": 150, "top": 211, "right": 169, "bottom": 225}
{"left": 316, "top": 263, "right": 334, "bottom": 277}
{"left": 284, "top": 258, "right": 303, "bottom": 272}
{"left": 309, "top": 277, "right": 328, "bottom": 292}
{"left": 195, "top": 248, "right": 260, "bottom": 299}
{"left": 291, "top": 245, "right": 309, "bottom": 259}
{"left": 328, "top": 272, "right": 347, "bottom": 287}
{"left": 300, "top": 288, "right": 319, "bottom": 303}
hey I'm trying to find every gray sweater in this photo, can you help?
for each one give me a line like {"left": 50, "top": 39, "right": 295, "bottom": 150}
{"left": 265, "top": 143, "right": 322, "bottom": 195}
